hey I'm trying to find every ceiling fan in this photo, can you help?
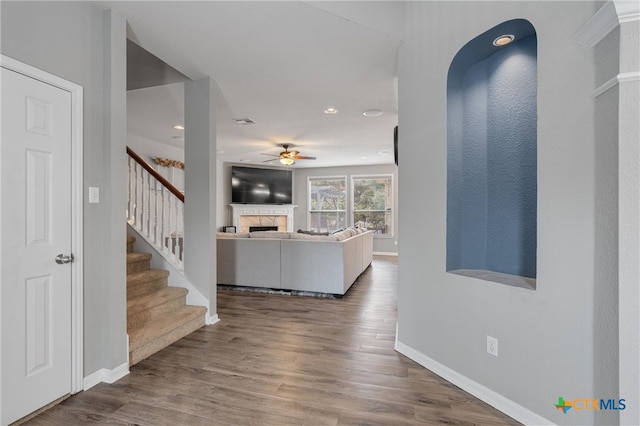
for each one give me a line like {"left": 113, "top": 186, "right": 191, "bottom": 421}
{"left": 262, "top": 144, "right": 316, "bottom": 166}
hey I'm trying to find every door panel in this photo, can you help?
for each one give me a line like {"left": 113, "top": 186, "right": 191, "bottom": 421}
{"left": 1, "top": 67, "right": 72, "bottom": 425}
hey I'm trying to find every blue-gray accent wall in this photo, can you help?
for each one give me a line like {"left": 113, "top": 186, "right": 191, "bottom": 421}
{"left": 447, "top": 20, "right": 537, "bottom": 278}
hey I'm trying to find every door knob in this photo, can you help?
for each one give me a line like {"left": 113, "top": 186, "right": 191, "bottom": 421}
{"left": 55, "top": 254, "right": 74, "bottom": 264}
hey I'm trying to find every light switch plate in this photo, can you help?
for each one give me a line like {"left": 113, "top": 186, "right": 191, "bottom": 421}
{"left": 89, "top": 187, "right": 100, "bottom": 204}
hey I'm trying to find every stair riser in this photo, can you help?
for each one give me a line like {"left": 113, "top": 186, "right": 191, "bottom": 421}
{"left": 127, "top": 276, "right": 168, "bottom": 299}
{"left": 127, "top": 241, "right": 134, "bottom": 254}
{"left": 128, "top": 295, "right": 188, "bottom": 330}
{"left": 129, "top": 315, "right": 205, "bottom": 365}
{"left": 127, "top": 259, "right": 151, "bottom": 275}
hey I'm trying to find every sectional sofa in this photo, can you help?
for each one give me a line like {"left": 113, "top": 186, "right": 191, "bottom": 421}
{"left": 216, "top": 229, "right": 374, "bottom": 295}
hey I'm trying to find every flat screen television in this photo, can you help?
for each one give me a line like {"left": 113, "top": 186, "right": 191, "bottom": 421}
{"left": 231, "top": 166, "right": 293, "bottom": 205}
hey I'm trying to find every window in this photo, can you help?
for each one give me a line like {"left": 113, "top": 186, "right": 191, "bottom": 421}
{"left": 352, "top": 175, "right": 393, "bottom": 235}
{"left": 308, "top": 177, "right": 346, "bottom": 233}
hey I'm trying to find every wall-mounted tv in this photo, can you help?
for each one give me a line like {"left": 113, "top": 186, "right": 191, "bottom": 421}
{"left": 231, "top": 166, "right": 293, "bottom": 205}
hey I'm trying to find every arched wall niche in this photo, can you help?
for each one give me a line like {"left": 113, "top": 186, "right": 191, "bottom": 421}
{"left": 446, "top": 19, "right": 537, "bottom": 288}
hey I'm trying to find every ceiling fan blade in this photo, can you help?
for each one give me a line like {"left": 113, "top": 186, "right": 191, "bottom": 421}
{"left": 294, "top": 156, "right": 316, "bottom": 160}
{"left": 261, "top": 153, "right": 279, "bottom": 157}
{"left": 262, "top": 158, "right": 278, "bottom": 163}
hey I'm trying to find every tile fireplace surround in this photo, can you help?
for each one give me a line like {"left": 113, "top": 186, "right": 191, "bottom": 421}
{"left": 230, "top": 204, "right": 297, "bottom": 233}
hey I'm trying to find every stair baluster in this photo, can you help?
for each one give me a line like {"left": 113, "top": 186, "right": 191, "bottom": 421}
{"left": 126, "top": 147, "right": 185, "bottom": 270}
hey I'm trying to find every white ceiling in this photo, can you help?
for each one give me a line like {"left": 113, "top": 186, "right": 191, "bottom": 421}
{"left": 98, "top": 1, "right": 403, "bottom": 168}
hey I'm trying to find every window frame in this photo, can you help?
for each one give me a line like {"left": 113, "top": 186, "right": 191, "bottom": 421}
{"left": 350, "top": 174, "right": 394, "bottom": 237}
{"left": 307, "top": 175, "right": 347, "bottom": 233}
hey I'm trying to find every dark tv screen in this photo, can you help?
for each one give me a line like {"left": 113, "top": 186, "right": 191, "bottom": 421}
{"left": 231, "top": 166, "right": 293, "bottom": 205}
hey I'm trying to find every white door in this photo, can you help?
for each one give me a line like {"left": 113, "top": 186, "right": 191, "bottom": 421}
{"left": 1, "top": 67, "right": 73, "bottom": 424}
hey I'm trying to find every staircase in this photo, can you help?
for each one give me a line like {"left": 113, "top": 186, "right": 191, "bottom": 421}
{"left": 127, "top": 235, "right": 207, "bottom": 365}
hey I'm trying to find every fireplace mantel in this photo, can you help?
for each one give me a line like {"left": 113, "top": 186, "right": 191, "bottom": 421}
{"left": 230, "top": 204, "right": 297, "bottom": 232}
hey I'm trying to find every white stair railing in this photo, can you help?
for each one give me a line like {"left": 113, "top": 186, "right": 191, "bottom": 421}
{"left": 126, "top": 146, "right": 184, "bottom": 270}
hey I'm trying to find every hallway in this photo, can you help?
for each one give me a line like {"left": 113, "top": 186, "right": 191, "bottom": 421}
{"left": 24, "top": 256, "right": 517, "bottom": 425}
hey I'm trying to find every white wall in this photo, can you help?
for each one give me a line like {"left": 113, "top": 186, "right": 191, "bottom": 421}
{"left": 397, "top": 2, "right": 617, "bottom": 425}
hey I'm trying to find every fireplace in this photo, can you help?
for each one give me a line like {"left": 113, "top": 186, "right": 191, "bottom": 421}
{"left": 230, "top": 204, "right": 297, "bottom": 233}
{"left": 249, "top": 226, "right": 278, "bottom": 232}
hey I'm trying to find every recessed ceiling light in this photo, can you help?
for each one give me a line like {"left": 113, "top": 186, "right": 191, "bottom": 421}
{"left": 324, "top": 107, "right": 338, "bottom": 114}
{"left": 361, "top": 156, "right": 368, "bottom": 160}
{"left": 232, "top": 118, "right": 255, "bottom": 125}
{"left": 173, "top": 124, "right": 184, "bottom": 130}
{"left": 493, "top": 34, "right": 515, "bottom": 46}
{"left": 363, "top": 109, "right": 383, "bottom": 118}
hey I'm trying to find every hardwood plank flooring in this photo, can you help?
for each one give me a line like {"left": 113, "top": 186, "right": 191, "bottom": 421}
{"left": 22, "top": 256, "right": 519, "bottom": 425}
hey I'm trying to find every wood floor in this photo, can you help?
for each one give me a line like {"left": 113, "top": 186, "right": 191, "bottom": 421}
{"left": 23, "top": 256, "right": 519, "bottom": 425}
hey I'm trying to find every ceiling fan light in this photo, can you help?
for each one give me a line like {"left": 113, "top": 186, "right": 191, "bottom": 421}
{"left": 363, "top": 109, "right": 383, "bottom": 118}
{"left": 280, "top": 157, "right": 295, "bottom": 166}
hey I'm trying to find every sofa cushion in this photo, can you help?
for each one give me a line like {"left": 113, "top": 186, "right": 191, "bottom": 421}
{"left": 216, "top": 232, "right": 250, "bottom": 238}
{"left": 249, "top": 231, "right": 291, "bottom": 239}
{"left": 331, "top": 231, "right": 350, "bottom": 241}
{"left": 297, "top": 229, "right": 330, "bottom": 236}
{"left": 290, "top": 233, "right": 340, "bottom": 241}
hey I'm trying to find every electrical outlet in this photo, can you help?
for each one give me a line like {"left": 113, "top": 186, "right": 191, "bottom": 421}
{"left": 487, "top": 335, "right": 498, "bottom": 357}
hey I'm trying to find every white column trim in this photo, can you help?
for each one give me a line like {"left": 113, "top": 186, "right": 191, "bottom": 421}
{"left": 572, "top": 0, "right": 640, "bottom": 48}
{"left": 592, "top": 71, "right": 640, "bottom": 98}
{"left": 614, "top": 0, "right": 640, "bottom": 22}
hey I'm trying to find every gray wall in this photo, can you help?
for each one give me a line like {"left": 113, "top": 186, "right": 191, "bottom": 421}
{"left": 1, "top": 2, "right": 128, "bottom": 374}
{"left": 218, "top": 162, "right": 398, "bottom": 254}
{"left": 397, "top": 1, "right": 617, "bottom": 425}
{"left": 616, "top": 18, "right": 640, "bottom": 426}
{"left": 184, "top": 78, "right": 217, "bottom": 315}
{"left": 593, "top": 24, "right": 620, "bottom": 426}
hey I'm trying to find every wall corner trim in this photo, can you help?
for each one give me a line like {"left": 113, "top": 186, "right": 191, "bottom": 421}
{"left": 592, "top": 71, "right": 640, "bottom": 98}
{"left": 573, "top": 1, "right": 640, "bottom": 48}
{"left": 614, "top": 0, "right": 640, "bottom": 23}
{"left": 572, "top": 1, "right": 619, "bottom": 48}
{"left": 394, "top": 340, "right": 555, "bottom": 426}
{"left": 83, "top": 362, "right": 130, "bottom": 391}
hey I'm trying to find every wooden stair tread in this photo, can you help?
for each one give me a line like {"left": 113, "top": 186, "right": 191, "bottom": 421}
{"left": 129, "top": 305, "right": 207, "bottom": 351}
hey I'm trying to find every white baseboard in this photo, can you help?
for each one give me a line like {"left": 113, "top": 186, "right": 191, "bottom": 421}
{"left": 394, "top": 340, "right": 554, "bottom": 426}
{"left": 83, "top": 362, "right": 130, "bottom": 391}
{"left": 373, "top": 251, "right": 398, "bottom": 256}
{"left": 207, "top": 313, "right": 220, "bottom": 325}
